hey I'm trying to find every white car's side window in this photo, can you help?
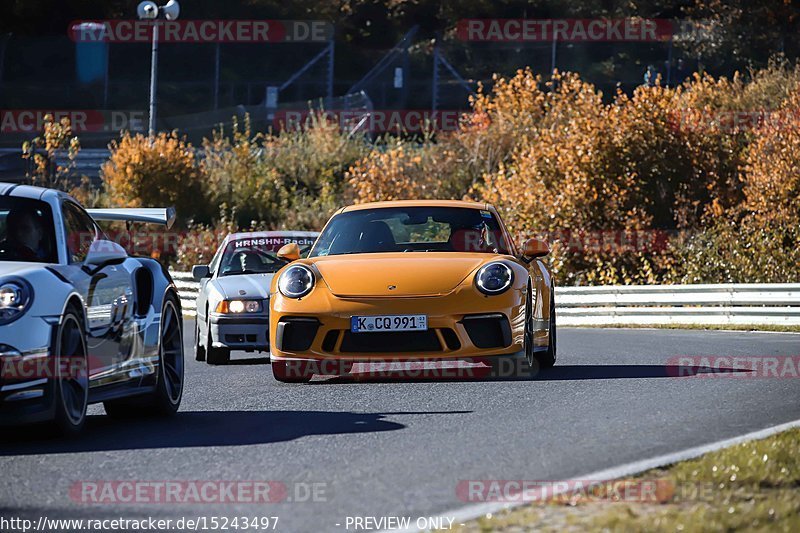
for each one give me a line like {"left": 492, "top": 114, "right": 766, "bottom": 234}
{"left": 208, "top": 242, "right": 225, "bottom": 276}
{"left": 62, "top": 202, "right": 97, "bottom": 264}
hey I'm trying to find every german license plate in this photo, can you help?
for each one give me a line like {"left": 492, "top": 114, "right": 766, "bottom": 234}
{"left": 351, "top": 315, "right": 428, "bottom": 333}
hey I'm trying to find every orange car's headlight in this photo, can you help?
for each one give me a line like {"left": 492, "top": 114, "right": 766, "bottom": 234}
{"left": 278, "top": 265, "right": 315, "bottom": 299}
{"left": 475, "top": 262, "right": 514, "bottom": 295}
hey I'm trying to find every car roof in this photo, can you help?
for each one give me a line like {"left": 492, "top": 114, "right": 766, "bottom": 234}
{"left": 0, "top": 182, "right": 77, "bottom": 204}
{"left": 0, "top": 182, "right": 49, "bottom": 200}
{"left": 340, "top": 199, "right": 490, "bottom": 213}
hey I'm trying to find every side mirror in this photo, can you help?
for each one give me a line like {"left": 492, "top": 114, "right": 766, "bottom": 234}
{"left": 192, "top": 265, "right": 211, "bottom": 281}
{"left": 521, "top": 238, "right": 550, "bottom": 261}
{"left": 277, "top": 242, "right": 301, "bottom": 262}
{"left": 84, "top": 239, "right": 127, "bottom": 267}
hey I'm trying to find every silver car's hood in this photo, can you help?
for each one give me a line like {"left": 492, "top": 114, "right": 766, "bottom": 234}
{"left": 212, "top": 273, "right": 275, "bottom": 300}
{"left": 0, "top": 261, "right": 51, "bottom": 278}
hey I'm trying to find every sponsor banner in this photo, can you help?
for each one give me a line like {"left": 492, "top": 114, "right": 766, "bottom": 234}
{"left": 456, "top": 479, "right": 676, "bottom": 503}
{"left": 69, "top": 20, "right": 333, "bottom": 43}
{"left": 231, "top": 237, "right": 316, "bottom": 251}
{"left": 0, "top": 110, "right": 146, "bottom": 134}
{"left": 670, "top": 109, "right": 800, "bottom": 133}
{"left": 457, "top": 18, "right": 673, "bottom": 42}
{"left": 273, "top": 110, "right": 468, "bottom": 133}
{"left": 667, "top": 356, "right": 800, "bottom": 378}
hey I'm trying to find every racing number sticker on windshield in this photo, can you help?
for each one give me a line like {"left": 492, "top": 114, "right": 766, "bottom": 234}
{"left": 351, "top": 315, "right": 428, "bottom": 332}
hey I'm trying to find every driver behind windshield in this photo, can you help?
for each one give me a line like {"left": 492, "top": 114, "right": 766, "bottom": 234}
{"left": 0, "top": 206, "right": 52, "bottom": 262}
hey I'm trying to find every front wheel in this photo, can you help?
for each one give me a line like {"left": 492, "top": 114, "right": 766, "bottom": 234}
{"left": 206, "top": 337, "right": 230, "bottom": 366}
{"left": 53, "top": 309, "right": 89, "bottom": 435}
{"left": 532, "top": 288, "right": 557, "bottom": 369}
{"left": 194, "top": 320, "right": 206, "bottom": 362}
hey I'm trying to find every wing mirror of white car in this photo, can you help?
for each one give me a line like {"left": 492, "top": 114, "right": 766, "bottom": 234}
{"left": 192, "top": 264, "right": 211, "bottom": 280}
{"left": 277, "top": 243, "right": 301, "bottom": 262}
{"left": 83, "top": 240, "right": 128, "bottom": 272}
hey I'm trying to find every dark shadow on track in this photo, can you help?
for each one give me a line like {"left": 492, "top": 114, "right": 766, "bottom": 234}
{"left": 225, "top": 356, "right": 271, "bottom": 366}
{"left": 0, "top": 409, "right": 465, "bottom": 455}
{"left": 309, "top": 364, "right": 753, "bottom": 385}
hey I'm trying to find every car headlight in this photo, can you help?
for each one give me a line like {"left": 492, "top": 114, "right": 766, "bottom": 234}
{"left": 475, "top": 262, "right": 514, "bottom": 295}
{"left": 215, "top": 300, "right": 263, "bottom": 314}
{"left": 0, "top": 278, "right": 33, "bottom": 325}
{"left": 278, "top": 265, "right": 315, "bottom": 299}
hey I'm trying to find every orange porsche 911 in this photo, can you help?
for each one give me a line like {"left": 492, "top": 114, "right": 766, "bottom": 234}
{"left": 268, "top": 200, "right": 555, "bottom": 382}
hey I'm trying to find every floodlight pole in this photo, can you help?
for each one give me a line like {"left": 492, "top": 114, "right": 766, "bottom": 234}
{"left": 148, "top": 21, "right": 159, "bottom": 137}
{"left": 139, "top": 0, "right": 179, "bottom": 137}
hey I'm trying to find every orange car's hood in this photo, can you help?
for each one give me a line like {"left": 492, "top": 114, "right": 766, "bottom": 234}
{"left": 311, "top": 253, "right": 489, "bottom": 297}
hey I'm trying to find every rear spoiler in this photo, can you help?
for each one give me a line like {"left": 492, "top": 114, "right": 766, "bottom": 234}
{"left": 87, "top": 207, "right": 177, "bottom": 229}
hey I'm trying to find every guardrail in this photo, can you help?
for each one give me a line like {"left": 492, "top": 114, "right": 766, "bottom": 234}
{"left": 556, "top": 283, "right": 800, "bottom": 326}
{"left": 170, "top": 271, "right": 800, "bottom": 326}
{"left": 172, "top": 271, "right": 200, "bottom": 316}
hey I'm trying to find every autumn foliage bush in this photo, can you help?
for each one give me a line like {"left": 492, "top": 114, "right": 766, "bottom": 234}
{"left": 101, "top": 131, "right": 206, "bottom": 223}
{"left": 203, "top": 114, "right": 365, "bottom": 229}
{"left": 346, "top": 64, "right": 800, "bottom": 285}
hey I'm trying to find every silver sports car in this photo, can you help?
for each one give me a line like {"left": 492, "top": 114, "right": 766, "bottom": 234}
{"left": 0, "top": 183, "right": 184, "bottom": 434}
{"left": 192, "top": 231, "right": 318, "bottom": 365}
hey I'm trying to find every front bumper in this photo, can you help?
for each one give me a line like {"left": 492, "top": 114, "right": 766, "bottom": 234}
{"left": 269, "top": 283, "right": 545, "bottom": 362}
{"left": 0, "top": 346, "right": 56, "bottom": 426}
{"left": 210, "top": 314, "right": 270, "bottom": 351}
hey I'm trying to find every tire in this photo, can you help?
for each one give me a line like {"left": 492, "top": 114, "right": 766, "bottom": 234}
{"left": 194, "top": 320, "right": 206, "bottom": 362}
{"left": 486, "top": 284, "right": 539, "bottom": 379}
{"left": 272, "top": 360, "right": 313, "bottom": 383}
{"left": 52, "top": 309, "right": 89, "bottom": 436}
{"left": 533, "top": 288, "right": 557, "bottom": 369}
{"left": 206, "top": 330, "right": 230, "bottom": 365}
{"left": 105, "top": 294, "right": 184, "bottom": 418}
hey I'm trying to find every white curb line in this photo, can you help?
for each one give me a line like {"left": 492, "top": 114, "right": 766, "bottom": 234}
{"left": 384, "top": 417, "right": 800, "bottom": 532}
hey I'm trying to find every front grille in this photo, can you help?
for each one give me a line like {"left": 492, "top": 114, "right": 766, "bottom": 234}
{"left": 461, "top": 314, "right": 512, "bottom": 349}
{"left": 340, "top": 330, "right": 442, "bottom": 353}
{"left": 440, "top": 328, "right": 462, "bottom": 351}
{"left": 276, "top": 318, "right": 320, "bottom": 351}
{"left": 321, "top": 330, "right": 340, "bottom": 352}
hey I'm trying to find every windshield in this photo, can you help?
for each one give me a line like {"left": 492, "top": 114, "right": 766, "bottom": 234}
{"left": 0, "top": 197, "right": 57, "bottom": 263}
{"left": 218, "top": 235, "right": 316, "bottom": 276}
{"left": 310, "top": 207, "right": 511, "bottom": 257}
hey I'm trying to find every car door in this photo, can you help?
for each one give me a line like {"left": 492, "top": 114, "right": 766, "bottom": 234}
{"left": 60, "top": 201, "right": 134, "bottom": 380}
{"left": 196, "top": 241, "right": 224, "bottom": 334}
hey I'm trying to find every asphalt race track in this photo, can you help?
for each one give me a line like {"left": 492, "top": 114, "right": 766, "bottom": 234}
{"left": 2, "top": 324, "right": 799, "bottom": 532}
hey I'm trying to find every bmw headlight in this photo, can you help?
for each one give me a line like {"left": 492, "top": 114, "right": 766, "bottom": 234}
{"left": 278, "top": 265, "right": 315, "bottom": 299}
{"left": 215, "top": 300, "right": 263, "bottom": 314}
{"left": 475, "top": 262, "right": 513, "bottom": 295}
{"left": 0, "top": 278, "right": 33, "bottom": 325}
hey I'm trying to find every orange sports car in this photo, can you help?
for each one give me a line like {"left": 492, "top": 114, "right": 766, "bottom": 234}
{"left": 268, "top": 200, "right": 556, "bottom": 382}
